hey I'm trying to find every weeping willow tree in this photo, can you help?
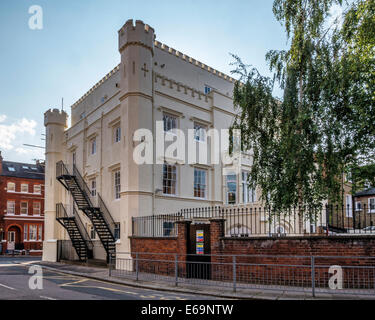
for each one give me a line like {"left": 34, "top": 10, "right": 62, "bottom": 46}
{"left": 231, "top": 0, "right": 375, "bottom": 213}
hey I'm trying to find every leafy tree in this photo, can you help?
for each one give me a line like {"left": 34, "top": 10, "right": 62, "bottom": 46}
{"left": 231, "top": 0, "right": 374, "bottom": 213}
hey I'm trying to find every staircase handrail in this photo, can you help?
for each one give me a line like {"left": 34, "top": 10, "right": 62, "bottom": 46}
{"left": 73, "top": 205, "right": 94, "bottom": 250}
{"left": 72, "top": 163, "right": 94, "bottom": 208}
{"left": 97, "top": 193, "right": 116, "bottom": 239}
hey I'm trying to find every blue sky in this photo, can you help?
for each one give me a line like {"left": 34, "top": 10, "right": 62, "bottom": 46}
{"left": 0, "top": 0, "right": 311, "bottom": 163}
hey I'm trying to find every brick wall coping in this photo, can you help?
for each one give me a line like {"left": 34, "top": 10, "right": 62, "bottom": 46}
{"left": 220, "top": 235, "right": 375, "bottom": 241}
{"left": 129, "top": 236, "right": 178, "bottom": 240}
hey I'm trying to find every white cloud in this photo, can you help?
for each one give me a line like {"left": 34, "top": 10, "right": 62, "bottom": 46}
{"left": 15, "top": 147, "right": 30, "bottom": 155}
{"left": 0, "top": 117, "right": 37, "bottom": 150}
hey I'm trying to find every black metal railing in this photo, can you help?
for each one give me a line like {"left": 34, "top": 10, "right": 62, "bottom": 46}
{"left": 97, "top": 193, "right": 116, "bottom": 238}
{"left": 132, "top": 205, "right": 375, "bottom": 238}
{"left": 72, "top": 163, "right": 94, "bottom": 208}
{"left": 56, "top": 203, "right": 93, "bottom": 251}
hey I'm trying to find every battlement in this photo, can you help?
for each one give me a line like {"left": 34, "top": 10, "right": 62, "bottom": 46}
{"left": 44, "top": 108, "right": 68, "bottom": 127}
{"left": 154, "top": 40, "right": 235, "bottom": 84}
{"left": 118, "top": 19, "right": 155, "bottom": 54}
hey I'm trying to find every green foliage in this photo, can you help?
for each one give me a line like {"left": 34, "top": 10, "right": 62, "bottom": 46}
{"left": 231, "top": 0, "right": 375, "bottom": 212}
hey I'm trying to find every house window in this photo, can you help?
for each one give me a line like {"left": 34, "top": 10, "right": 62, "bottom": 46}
{"left": 91, "top": 179, "right": 97, "bottom": 197}
{"left": 194, "top": 123, "right": 206, "bottom": 142}
{"left": 20, "top": 201, "right": 28, "bottom": 215}
{"left": 369, "top": 198, "right": 375, "bottom": 213}
{"left": 226, "top": 174, "right": 237, "bottom": 204}
{"left": 72, "top": 152, "right": 76, "bottom": 165}
{"left": 194, "top": 168, "right": 207, "bottom": 199}
{"left": 80, "top": 112, "right": 86, "bottom": 120}
{"left": 242, "top": 172, "right": 256, "bottom": 203}
{"left": 7, "top": 182, "right": 15, "bottom": 192}
{"left": 38, "top": 226, "right": 42, "bottom": 241}
{"left": 163, "top": 113, "right": 177, "bottom": 133}
{"left": 114, "top": 125, "right": 121, "bottom": 143}
{"left": 8, "top": 167, "right": 15, "bottom": 172}
{"left": 163, "top": 164, "right": 177, "bottom": 195}
{"left": 7, "top": 201, "right": 15, "bottom": 215}
{"left": 90, "top": 226, "right": 96, "bottom": 240}
{"left": 33, "top": 202, "right": 41, "bottom": 215}
{"left": 355, "top": 201, "right": 362, "bottom": 211}
{"left": 21, "top": 184, "right": 28, "bottom": 193}
{"left": 346, "top": 195, "right": 353, "bottom": 217}
{"left": 29, "top": 225, "right": 37, "bottom": 241}
{"left": 114, "top": 170, "right": 121, "bottom": 200}
{"left": 91, "top": 137, "right": 97, "bottom": 155}
{"left": 24, "top": 225, "right": 28, "bottom": 241}
{"left": 204, "top": 86, "right": 212, "bottom": 94}
{"left": 33, "top": 184, "right": 41, "bottom": 194}
{"left": 114, "top": 223, "right": 120, "bottom": 240}
{"left": 163, "top": 222, "right": 174, "bottom": 237}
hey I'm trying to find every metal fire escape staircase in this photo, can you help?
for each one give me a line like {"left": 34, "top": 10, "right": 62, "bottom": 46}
{"left": 56, "top": 161, "right": 116, "bottom": 261}
{"left": 56, "top": 203, "right": 93, "bottom": 261}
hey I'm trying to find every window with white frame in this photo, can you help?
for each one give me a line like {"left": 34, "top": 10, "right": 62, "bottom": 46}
{"left": 114, "top": 125, "right": 121, "bottom": 143}
{"left": 242, "top": 172, "right": 256, "bottom": 204}
{"left": 33, "top": 184, "right": 41, "bottom": 194}
{"left": 21, "top": 183, "right": 28, "bottom": 193}
{"left": 163, "top": 164, "right": 177, "bottom": 195}
{"left": 226, "top": 174, "right": 237, "bottom": 204}
{"left": 355, "top": 201, "right": 362, "bottom": 211}
{"left": 38, "top": 225, "right": 42, "bottom": 241}
{"left": 91, "top": 137, "right": 97, "bottom": 155}
{"left": 7, "top": 182, "right": 15, "bottom": 192}
{"left": 369, "top": 198, "right": 375, "bottom": 213}
{"left": 20, "top": 201, "right": 28, "bottom": 215}
{"left": 29, "top": 225, "right": 37, "bottom": 241}
{"left": 91, "top": 179, "right": 97, "bottom": 197}
{"left": 114, "top": 170, "right": 121, "bottom": 200}
{"left": 114, "top": 223, "right": 120, "bottom": 240}
{"left": 163, "top": 113, "right": 177, "bottom": 133}
{"left": 194, "top": 168, "right": 207, "bottom": 199}
{"left": 7, "top": 201, "right": 15, "bottom": 215}
{"left": 33, "top": 202, "right": 41, "bottom": 215}
{"left": 346, "top": 195, "right": 353, "bottom": 217}
{"left": 194, "top": 122, "right": 206, "bottom": 142}
{"left": 24, "top": 225, "right": 28, "bottom": 241}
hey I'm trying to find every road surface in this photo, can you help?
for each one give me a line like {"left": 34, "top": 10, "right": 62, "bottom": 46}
{"left": 0, "top": 256, "right": 219, "bottom": 300}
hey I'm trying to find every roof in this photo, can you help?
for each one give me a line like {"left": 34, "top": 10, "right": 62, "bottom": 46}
{"left": 355, "top": 187, "right": 375, "bottom": 197}
{"left": 1, "top": 161, "right": 45, "bottom": 180}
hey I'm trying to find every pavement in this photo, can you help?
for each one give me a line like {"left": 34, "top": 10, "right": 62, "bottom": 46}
{"left": 1, "top": 256, "right": 374, "bottom": 300}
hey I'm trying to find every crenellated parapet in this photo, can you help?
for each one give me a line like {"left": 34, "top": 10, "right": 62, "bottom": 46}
{"left": 154, "top": 40, "right": 235, "bottom": 83}
{"left": 44, "top": 108, "right": 68, "bottom": 127}
{"left": 118, "top": 19, "right": 155, "bottom": 55}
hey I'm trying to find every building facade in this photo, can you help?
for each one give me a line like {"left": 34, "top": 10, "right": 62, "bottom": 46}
{"left": 0, "top": 152, "right": 45, "bottom": 255}
{"left": 43, "top": 19, "right": 261, "bottom": 262}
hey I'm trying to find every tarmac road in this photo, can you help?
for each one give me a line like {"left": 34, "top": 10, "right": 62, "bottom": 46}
{"left": 0, "top": 256, "right": 219, "bottom": 300}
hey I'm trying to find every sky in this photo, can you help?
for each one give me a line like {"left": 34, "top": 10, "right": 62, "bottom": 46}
{"left": 0, "top": 0, "right": 343, "bottom": 163}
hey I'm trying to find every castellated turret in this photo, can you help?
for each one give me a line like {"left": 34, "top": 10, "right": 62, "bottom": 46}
{"left": 118, "top": 19, "right": 155, "bottom": 54}
{"left": 43, "top": 108, "right": 68, "bottom": 262}
{"left": 118, "top": 19, "right": 155, "bottom": 95}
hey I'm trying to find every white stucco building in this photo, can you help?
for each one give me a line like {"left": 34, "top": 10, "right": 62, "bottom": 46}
{"left": 43, "top": 19, "right": 256, "bottom": 262}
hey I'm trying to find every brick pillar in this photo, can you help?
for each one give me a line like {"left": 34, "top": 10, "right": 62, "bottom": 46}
{"left": 176, "top": 220, "right": 191, "bottom": 278}
{"left": 209, "top": 219, "right": 225, "bottom": 255}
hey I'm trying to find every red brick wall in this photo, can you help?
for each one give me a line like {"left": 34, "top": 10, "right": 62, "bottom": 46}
{"left": 0, "top": 175, "right": 44, "bottom": 255}
{"left": 130, "top": 219, "right": 375, "bottom": 288}
{"left": 130, "top": 221, "right": 190, "bottom": 276}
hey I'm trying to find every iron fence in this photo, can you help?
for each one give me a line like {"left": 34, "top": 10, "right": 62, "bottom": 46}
{"left": 109, "top": 252, "right": 375, "bottom": 297}
{"left": 132, "top": 205, "right": 375, "bottom": 238}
